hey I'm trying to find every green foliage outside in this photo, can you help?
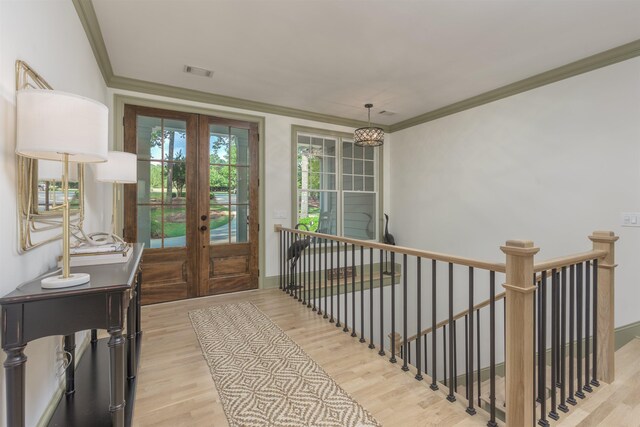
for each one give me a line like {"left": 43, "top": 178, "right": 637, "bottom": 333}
{"left": 149, "top": 204, "right": 231, "bottom": 239}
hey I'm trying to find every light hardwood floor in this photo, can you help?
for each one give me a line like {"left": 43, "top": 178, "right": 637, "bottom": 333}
{"left": 132, "top": 288, "right": 490, "bottom": 427}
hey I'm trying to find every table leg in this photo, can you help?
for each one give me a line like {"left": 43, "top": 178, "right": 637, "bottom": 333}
{"left": 127, "top": 287, "right": 137, "bottom": 379}
{"left": 4, "top": 345, "right": 27, "bottom": 427}
{"left": 108, "top": 327, "right": 126, "bottom": 427}
{"left": 136, "top": 270, "right": 142, "bottom": 336}
{"left": 63, "top": 334, "right": 75, "bottom": 395}
{"left": 90, "top": 329, "right": 98, "bottom": 345}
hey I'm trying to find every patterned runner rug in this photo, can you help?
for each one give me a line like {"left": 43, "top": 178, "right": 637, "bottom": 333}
{"left": 189, "top": 303, "right": 381, "bottom": 427}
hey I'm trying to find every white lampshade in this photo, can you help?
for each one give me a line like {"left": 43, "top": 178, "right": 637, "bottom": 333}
{"left": 38, "top": 159, "right": 79, "bottom": 182}
{"left": 94, "top": 151, "right": 137, "bottom": 183}
{"left": 16, "top": 89, "right": 108, "bottom": 163}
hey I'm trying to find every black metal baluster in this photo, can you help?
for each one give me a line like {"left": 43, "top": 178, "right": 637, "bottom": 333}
{"left": 300, "top": 232, "right": 305, "bottom": 302}
{"left": 448, "top": 263, "right": 455, "bottom": 402}
{"left": 360, "top": 246, "right": 365, "bottom": 342}
{"left": 379, "top": 249, "right": 385, "bottom": 356}
{"left": 416, "top": 258, "right": 423, "bottom": 380}
{"left": 279, "top": 231, "right": 283, "bottom": 290}
{"left": 536, "top": 276, "right": 542, "bottom": 403}
{"left": 488, "top": 271, "right": 497, "bottom": 427}
{"left": 584, "top": 261, "right": 592, "bottom": 393}
{"left": 465, "top": 316, "right": 469, "bottom": 400}
{"left": 539, "top": 270, "right": 549, "bottom": 427}
{"left": 336, "top": 241, "right": 341, "bottom": 328}
{"left": 533, "top": 275, "right": 537, "bottom": 427}
{"left": 443, "top": 324, "right": 448, "bottom": 387}
{"left": 302, "top": 236, "right": 312, "bottom": 308}
{"left": 390, "top": 252, "right": 397, "bottom": 363}
{"left": 476, "top": 308, "right": 481, "bottom": 408}
{"left": 301, "top": 233, "right": 306, "bottom": 303}
{"left": 295, "top": 232, "right": 300, "bottom": 299}
{"left": 312, "top": 237, "right": 317, "bottom": 311}
{"left": 576, "top": 263, "right": 585, "bottom": 399}
{"left": 568, "top": 264, "right": 577, "bottom": 406}
{"left": 369, "top": 248, "right": 374, "bottom": 348}
{"left": 402, "top": 254, "right": 409, "bottom": 371}
{"left": 424, "top": 334, "right": 428, "bottom": 380}
{"left": 317, "top": 238, "right": 323, "bottom": 316}
{"left": 559, "top": 266, "right": 569, "bottom": 412}
{"left": 330, "top": 240, "right": 335, "bottom": 323}
{"left": 323, "top": 238, "right": 328, "bottom": 318}
{"left": 591, "top": 259, "right": 599, "bottom": 387}
{"left": 467, "top": 267, "right": 475, "bottom": 415}
{"left": 351, "top": 244, "right": 357, "bottom": 337}
{"left": 344, "top": 242, "right": 349, "bottom": 333}
{"left": 549, "top": 269, "right": 559, "bottom": 421}
{"left": 431, "top": 260, "right": 438, "bottom": 391}
{"left": 286, "top": 231, "right": 291, "bottom": 293}
{"left": 533, "top": 274, "right": 537, "bottom": 407}
{"left": 454, "top": 320, "right": 458, "bottom": 393}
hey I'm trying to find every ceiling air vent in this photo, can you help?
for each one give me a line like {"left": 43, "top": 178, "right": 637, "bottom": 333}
{"left": 378, "top": 110, "right": 396, "bottom": 116}
{"left": 184, "top": 65, "right": 213, "bottom": 78}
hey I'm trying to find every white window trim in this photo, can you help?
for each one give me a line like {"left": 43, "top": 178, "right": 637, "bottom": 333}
{"left": 292, "top": 126, "right": 382, "bottom": 241}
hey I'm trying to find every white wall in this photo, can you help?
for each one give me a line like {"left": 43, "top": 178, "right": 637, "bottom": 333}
{"left": 390, "top": 57, "right": 640, "bottom": 328}
{"left": 106, "top": 88, "right": 392, "bottom": 279}
{"left": 0, "top": 1, "right": 108, "bottom": 426}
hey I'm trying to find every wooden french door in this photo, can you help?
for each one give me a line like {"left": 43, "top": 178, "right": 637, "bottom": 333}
{"left": 123, "top": 105, "right": 259, "bottom": 305}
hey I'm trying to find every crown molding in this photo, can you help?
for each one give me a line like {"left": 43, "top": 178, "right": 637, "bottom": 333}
{"left": 72, "top": 0, "right": 114, "bottom": 82}
{"left": 389, "top": 38, "right": 640, "bottom": 132}
{"left": 74, "top": 0, "right": 640, "bottom": 133}
{"left": 108, "top": 74, "right": 384, "bottom": 130}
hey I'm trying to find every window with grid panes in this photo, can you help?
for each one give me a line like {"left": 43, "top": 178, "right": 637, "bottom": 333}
{"left": 296, "top": 131, "right": 378, "bottom": 240}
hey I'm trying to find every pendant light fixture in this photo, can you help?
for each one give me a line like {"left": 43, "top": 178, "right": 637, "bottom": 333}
{"left": 354, "top": 103, "right": 384, "bottom": 147}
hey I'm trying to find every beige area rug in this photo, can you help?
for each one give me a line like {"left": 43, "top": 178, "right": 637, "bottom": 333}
{"left": 189, "top": 303, "right": 381, "bottom": 427}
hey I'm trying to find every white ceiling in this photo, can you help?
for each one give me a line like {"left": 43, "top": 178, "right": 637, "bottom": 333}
{"left": 92, "top": 0, "right": 640, "bottom": 126}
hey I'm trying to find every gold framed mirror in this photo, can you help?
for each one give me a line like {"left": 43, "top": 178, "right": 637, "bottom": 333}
{"left": 16, "top": 60, "right": 86, "bottom": 252}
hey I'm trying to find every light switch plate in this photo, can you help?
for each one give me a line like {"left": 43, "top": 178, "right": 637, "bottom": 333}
{"left": 621, "top": 212, "right": 640, "bottom": 227}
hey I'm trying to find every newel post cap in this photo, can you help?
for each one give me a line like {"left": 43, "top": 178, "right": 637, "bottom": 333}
{"left": 500, "top": 240, "right": 540, "bottom": 256}
{"left": 589, "top": 230, "right": 619, "bottom": 243}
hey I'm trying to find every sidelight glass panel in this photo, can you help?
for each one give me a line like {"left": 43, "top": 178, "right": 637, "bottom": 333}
{"left": 164, "top": 162, "right": 187, "bottom": 204}
{"left": 210, "top": 203, "right": 230, "bottom": 244}
{"left": 163, "top": 206, "right": 186, "bottom": 248}
{"left": 136, "top": 116, "right": 162, "bottom": 161}
{"left": 230, "top": 166, "right": 249, "bottom": 204}
{"left": 297, "top": 191, "right": 337, "bottom": 235}
{"left": 343, "top": 192, "right": 376, "bottom": 240}
{"left": 137, "top": 205, "right": 162, "bottom": 249}
{"left": 231, "top": 204, "right": 249, "bottom": 243}
{"left": 162, "top": 120, "right": 187, "bottom": 162}
{"left": 210, "top": 165, "right": 230, "bottom": 199}
{"left": 210, "top": 124, "right": 230, "bottom": 164}
{"left": 343, "top": 141, "right": 352, "bottom": 158}
{"left": 230, "top": 127, "right": 250, "bottom": 166}
{"left": 137, "top": 161, "right": 163, "bottom": 204}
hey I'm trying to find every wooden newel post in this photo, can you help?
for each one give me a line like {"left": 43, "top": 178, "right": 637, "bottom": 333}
{"left": 589, "top": 230, "right": 618, "bottom": 384}
{"left": 501, "top": 240, "right": 539, "bottom": 427}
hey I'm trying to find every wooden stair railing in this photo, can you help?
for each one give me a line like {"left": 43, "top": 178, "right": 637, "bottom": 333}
{"left": 276, "top": 225, "right": 618, "bottom": 426}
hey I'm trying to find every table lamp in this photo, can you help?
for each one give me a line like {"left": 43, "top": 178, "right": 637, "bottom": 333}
{"left": 93, "top": 151, "right": 137, "bottom": 236}
{"left": 16, "top": 89, "right": 108, "bottom": 288}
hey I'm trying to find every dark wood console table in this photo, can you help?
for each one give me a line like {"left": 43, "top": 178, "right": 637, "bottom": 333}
{"left": 1, "top": 244, "right": 143, "bottom": 427}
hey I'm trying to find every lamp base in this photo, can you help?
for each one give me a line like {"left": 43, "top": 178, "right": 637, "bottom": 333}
{"left": 41, "top": 273, "right": 90, "bottom": 289}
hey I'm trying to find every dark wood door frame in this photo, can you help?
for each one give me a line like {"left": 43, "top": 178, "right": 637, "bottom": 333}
{"left": 123, "top": 104, "right": 259, "bottom": 304}
{"left": 197, "top": 116, "right": 259, "bottom": 297}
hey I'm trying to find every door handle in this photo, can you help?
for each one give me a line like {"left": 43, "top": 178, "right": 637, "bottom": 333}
{"left": 200, "top": 225, "right": 208, "bottom": 231}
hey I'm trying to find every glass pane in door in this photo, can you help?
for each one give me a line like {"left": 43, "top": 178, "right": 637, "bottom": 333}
{"left": 136, "top": 116, "right": 187, "bottom": 248}
{"left": 208, "top": 124, "right": 252, "bottom": 245}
